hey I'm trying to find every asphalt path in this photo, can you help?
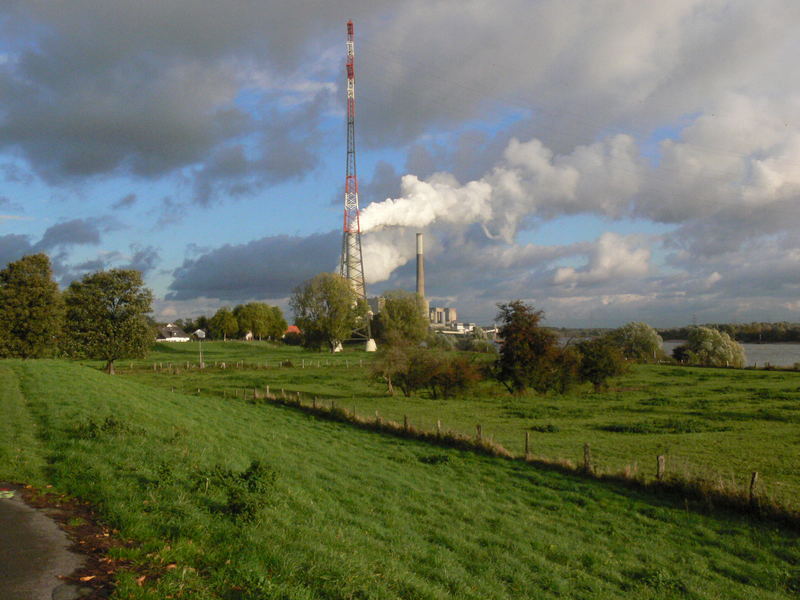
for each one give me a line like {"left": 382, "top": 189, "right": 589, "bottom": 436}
{"left": 0, "top": 489, "right": 86, "bottom": 600}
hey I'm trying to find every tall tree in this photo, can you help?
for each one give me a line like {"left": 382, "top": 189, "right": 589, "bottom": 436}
{"left": 494, "top": 301, "right": 561, "bottom": 394}
{"left": 290, "top": 273, "right": 365, "bottom": 351}
{"left": 676, "top": 326, "right": 746, "bottom": 367}
{"left": 0, "top": 253, "right": 64, "bottom": 358}
{"left": 606, "top": 322, "right": 663, "bottom": 362}
{"left": 209, "top": 307, "right": 238, "bottom": 341}
{"left": 63, "top": 269, "right": 153, "bottom": 374}
{"left": 576, "top": 337, "right": 628, "bottom": 392}
{"left": 372, "top": 290, "right": 428, "bottom": 345}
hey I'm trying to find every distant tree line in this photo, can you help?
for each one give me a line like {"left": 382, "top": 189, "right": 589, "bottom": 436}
{"left": 173, "top": 303, "right": 287, "bottom": 342}
{"left": 0, "top": 253, "right": 153, "bottom": 373}
{"left": 659, "top": 322, "right": 800, "bottom": 344}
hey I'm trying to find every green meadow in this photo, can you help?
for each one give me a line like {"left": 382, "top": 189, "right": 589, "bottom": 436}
{"left": 1, "top": 345, "right": 799, "bottom": 598}
{"left": 126, "top": 341, "right": 800, "bottom": 509}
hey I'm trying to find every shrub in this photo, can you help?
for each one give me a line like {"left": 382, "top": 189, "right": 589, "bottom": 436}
{"left": 576, "top": 337, "right": 628, "bottom": 392}
{"left": 682, "top": 327, "right": 746, "bottom": 368}
{"left": 283, "top": 331, "right": 302, "bottom": 346}
{"left": 606, "top": 322, "right": 664, "bottom": 362}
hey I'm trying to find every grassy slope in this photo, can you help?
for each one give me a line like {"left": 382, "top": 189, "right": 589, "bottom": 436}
{"left": 1, "top": 358, "right": 799, "bottom": 599}
{"left": 126, "top": 342, "right": 800, "bottom": 508}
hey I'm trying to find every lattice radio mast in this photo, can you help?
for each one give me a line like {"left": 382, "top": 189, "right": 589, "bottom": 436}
{"left": 339, "top": 19, "right": 367, "bottom": 302}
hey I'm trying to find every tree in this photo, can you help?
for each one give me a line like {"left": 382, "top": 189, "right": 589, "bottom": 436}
{"left": 268, "top": 306, "right": 288, "bottom": 340}
{"left": 680, "top": 326, "right": 746, "bottom": 367}
{"left": 576, "top": 337, "right": 628, "bottom": 392}
{"left": 233, "top": 302, "right": 287, "bottom": 341}
{"left": 209, "top": 307, "right": 238, "bottom": 341}
{"left": 63, "top": 269, "right": 153, "bottom": 374}
{"left": 0, "top": 253, "right": 64, "bottom": 358}
{"left": 372, "top": 290, "right": 429, "bottom": 345}
{"left": 289, "top": 273, "right": 366, "bottom": 351}
{"left": 606, "top": 322, "right": 664, "bottom": 362}
{"left": 495, "top": 301, "right": 561, "bottom": 394}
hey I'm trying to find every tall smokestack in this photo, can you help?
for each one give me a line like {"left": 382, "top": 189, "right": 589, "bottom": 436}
{"left": 416, "top": 233, "right": 429, "bottom": 319}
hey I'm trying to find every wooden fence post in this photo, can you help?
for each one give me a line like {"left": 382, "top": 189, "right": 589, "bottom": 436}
{"left": 749, "top": 471, "right": 759, "bottom": 507}
{"left": 476, "top": 424, "right": 482, "bottom": 441}
{"left": 376, "top": 410, "right": 381, "bottom": 425}
{"left": 436, "top": 419, "right": 442, "bottom": 437}
{"left": 656, "top": 455, "right": 666, "bottom": 481}
{"left": 403, "top": 415, "right": 409, "bottom": 431}
{"left": 583, "top": 443, "right": 593, "bottom": 474}
{"left": 525, "top": 431, "right": 531, "bottom": 459}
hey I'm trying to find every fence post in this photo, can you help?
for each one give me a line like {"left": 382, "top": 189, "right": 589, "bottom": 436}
{"left": 403, "top": 415, "right": 409, "bottom": 431}
{"left": 436, "top": 419, "right": 442, "bottom": 437}
{"left": 376, "top": 410, "right": 381, "bottom": 425}
{"left": 525, "top": 431, "right": 530, "bottom": 459}
{"left": 749, "top": 471, "right": 759, "bottom": 508}
{"left": 583, "top": 443, "right": 593, "bottom": 474}
{"left": 476, "top": 424, "right": 482, "bottom": 441}
{"left": 312, "top": 397, "right": 317, "bottom": 409}
{"left": 657, "top": 455, "right": 666, "bottom": 481}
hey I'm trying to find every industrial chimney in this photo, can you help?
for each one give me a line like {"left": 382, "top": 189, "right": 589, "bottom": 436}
{"left": 416, "top": 233, "right": 429, "bottom": 318}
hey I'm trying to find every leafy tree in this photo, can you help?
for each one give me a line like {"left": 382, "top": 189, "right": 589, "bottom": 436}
{"left": 576, "top": 337, "right": 628, "bottom": 392}
{"left": 268, "top": 306, "right": 288, "bottom": 340}
{"left": 234, "top": 303, "right": 286, "bottom": 340}
{"left": 371, "top": 342, "right": 412, "bottom": 395}
{"left": 289, "top": 273, "right": 366, "bottom": 351}
{"left": 63, "top": 269, "right": 153, "bottom": 374}
{"left": 680, "top": 326, "right": 746, "bottom": 367}
{"left": 209, "top": 307, "right": 238, "bottom": 341}
{"left": 494, "top": 301, "right": 561, "bottom": 394}
{"left": 0, "top": 253, "right": 64, "bottom": 358}
{"left": 372, "top": 290, "right": 429, "bottom": 345}
{"left": 606, "top": 322, "right": 664, "bottom": 362}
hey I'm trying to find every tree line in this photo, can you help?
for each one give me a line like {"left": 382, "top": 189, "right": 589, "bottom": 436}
{"left": 659, "top": 322, "right": 800, "bottom": 344}
{"left": 174, "top": 303, "right": 287, "bottom": 342}
{"left": 0, "top": 254, "right": 152, "bottom": 373}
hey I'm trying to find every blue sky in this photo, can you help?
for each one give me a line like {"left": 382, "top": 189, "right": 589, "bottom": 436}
{"left": 2, "top": 1, "right": 800, "bottom": 327}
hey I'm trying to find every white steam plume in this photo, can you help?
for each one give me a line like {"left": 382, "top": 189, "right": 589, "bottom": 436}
{"left": 360, "top": 134, "right": 642, "bottom": 284}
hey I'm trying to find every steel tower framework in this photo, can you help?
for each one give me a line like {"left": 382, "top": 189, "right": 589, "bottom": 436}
{"left": 339, "top": 20, "right": 367, "bottom": 302}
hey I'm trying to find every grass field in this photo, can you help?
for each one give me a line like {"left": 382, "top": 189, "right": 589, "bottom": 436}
{"left": 120, "top": 341, "right": 800, "bottom": 510}
{"left": 2, "top": 357, "right": 800, "bottom": 599}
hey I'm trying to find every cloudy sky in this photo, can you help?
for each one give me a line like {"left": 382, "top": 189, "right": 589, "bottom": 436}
{"left": 1, "top": 0, "right": 800, "bottom": 327}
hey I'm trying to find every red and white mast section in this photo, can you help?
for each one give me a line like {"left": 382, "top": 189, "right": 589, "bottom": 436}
{"left": 339, "top": 19, "right": 367, "bottom": 301}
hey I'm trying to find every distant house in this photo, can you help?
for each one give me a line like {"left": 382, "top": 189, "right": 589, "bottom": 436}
{"left": 156, "top": 323, "right": 190, "bottom": 342}
{"left": 284, "top": 325, "right": 301, "bottom": 337}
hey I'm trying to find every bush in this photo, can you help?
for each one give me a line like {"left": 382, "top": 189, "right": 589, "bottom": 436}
{"left": 283, "top": 331, "right": 302, "bottom": 346}
{"left": 391, "top": 348, "right": 483, "bottom": 399}
{"left": 576, "top": 337, "right": 628, "bottom": 392}
{"left": 606, "top": 322, "right": 664, "bottom": 362}
{"left": 682, "top": 327, "right": 746, "bottom": 368}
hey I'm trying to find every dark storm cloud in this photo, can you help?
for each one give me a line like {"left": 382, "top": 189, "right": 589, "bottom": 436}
{"left": 0, "top": 233, "right": 34, "bottom": 268}
{"left": 32, "top": 217, "right": 120, "bottom": 251}
{"left": 0, "top": 1, "right": 386, "bottom": 189}
{"left": 123, "top": 245, "right": 160, "bottom": 274}
{"left": 167, "top": 230, "right": 339, "bottom": 301}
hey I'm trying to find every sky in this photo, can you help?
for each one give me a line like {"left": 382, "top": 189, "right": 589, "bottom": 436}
{"left": 1, "top": 0, "right": 800, "bottom": 327}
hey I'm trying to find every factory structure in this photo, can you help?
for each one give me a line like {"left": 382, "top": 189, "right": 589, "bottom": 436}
{"left": 414, "top": 232, "right": 474, "bottom": 334}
